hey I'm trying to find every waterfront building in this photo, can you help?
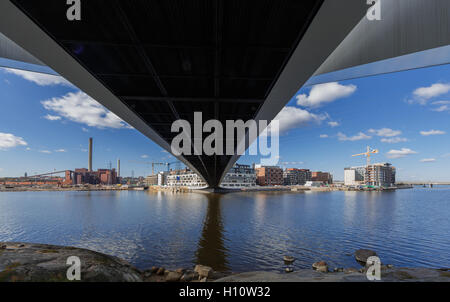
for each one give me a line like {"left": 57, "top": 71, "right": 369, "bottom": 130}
{"left": 366, "top": 163, "right": 396, "bottom": 187}
{"left": 304, "top": 181, "right": 324, "bottom": 187}
{"left": 145, "top": 174, "right": 158, "bottom": 186}
{"left": 283, "top": 168, "right": 312, "bottom": 185}
{"left": 145, "top": 171, "right": 169, "bottom": 186}
{"left": 311, "top": 171, "right": 333, "bottom": 184}
{"left": 221, "top": 164, "right": 256, "bottom": 188}
{"left": 166, "top": 168, "right": 207, "bottom": 189}
{"left": 344, "top": 163, "right": 396, "bottom": 187}
{"left": 344, "top": 167, "right": 365, "bottom": 186}
{"left": 255, "top": 165, "right": 283, "bottom": 186}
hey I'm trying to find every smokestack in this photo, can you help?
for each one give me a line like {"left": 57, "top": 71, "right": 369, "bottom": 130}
{"left": 117, "top": 159, "right": 120, "bottom": 177}
{"left": 88, "top": 137, "right": 93, "bottom": 171}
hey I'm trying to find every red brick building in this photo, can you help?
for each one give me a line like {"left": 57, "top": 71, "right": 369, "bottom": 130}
{"left": 311, "top": 171, "right": 333, "bottom": 184}
{"left": 64, "top": 168, "right": 118, "bottom": 185}
{"left": 255, "top": 166, "right": 283, "bottom": 186}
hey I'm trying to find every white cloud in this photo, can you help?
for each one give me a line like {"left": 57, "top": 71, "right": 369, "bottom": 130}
{"left": 273, "top": 106, "right": 327, "bottom": 134}
{"left": 413, "top": 83, "right": 450, "bottom": 100}
{"left": 141, "top": 155, "right": 149, "bottom": 159}
{"left": 368, "top": 128, "right": 402, "bottom": 137}
{"left": 420, "top": 130, "right": 446, "bottom": 136}
{"left": 328, "top": 121, "right": 340, "bottom": 127}
{"left": 431, "top": 105, "right": 450, "bottom": 112}
{"left": 39, "top": 150, "right": 52, "bottom": 154}
{"left": 0, "top": 133, "right": 28, "bottom": 150}
{"left": 432, "top": 101, "right": 450, "bottom": 105}
{"left": 44, "top": 114, "right": 62, "bottom": 121}
{"left": 296, "top": 82, "right": 357, "bottom": 108}
{"left": 337, "top": 132, "right": 372, "bottom": 141}
{"left": 82, "top": 127, "right": 89, "bottom": 132}
{"left": 420, "top": 158, "right": 436, "bottom": 163}
{"left": 381, "top": 137, "right": 408, "bottom": 144}
{"left": 42, "top": 91, "right": 132, "bottom": 129}
{"left": 319, "top": 134, "right": 329, "bottom": 138}
{"left": 386, "top": 148, "right": 417, "bottom": 159}
{"left": 55, "top": 149, "right": 67, "bottom": 153}
{"left": 4, "top": 68, "right": 72, "bottom": 86}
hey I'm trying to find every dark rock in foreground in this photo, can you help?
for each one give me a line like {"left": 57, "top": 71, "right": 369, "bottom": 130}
{"left": 1, "top": 242, "right": 449, "bottom": 282}
{"left": 0, "top": 242, "right": 142, "bottom": 282}
{"left": 355, "top": 249, "right": 378, "bottom": 266}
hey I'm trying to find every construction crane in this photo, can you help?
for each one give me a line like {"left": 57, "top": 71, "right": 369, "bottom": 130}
{"left": 166, "top": 161, "right": 182, "bottom": 172}
{"left": 352, "top": 146, "right": 379, "bottom": 185}
{"left": 352, "top": 146, "right": 379, "bottom": 167}
{"left": 128, "top": 160, "right": 165, "bottom": 176}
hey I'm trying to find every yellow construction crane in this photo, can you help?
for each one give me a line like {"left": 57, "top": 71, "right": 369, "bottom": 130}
{"left": 352, "top": 146, "right": 379, "bottom": 167}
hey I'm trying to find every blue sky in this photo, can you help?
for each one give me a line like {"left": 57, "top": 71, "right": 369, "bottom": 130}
{"left": 1, "top": 62, "right": 450, "bottom": 181}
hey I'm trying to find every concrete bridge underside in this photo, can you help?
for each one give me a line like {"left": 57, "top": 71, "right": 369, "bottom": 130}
{"left": 1, "top": 0, "right": 449, "bottom": 188}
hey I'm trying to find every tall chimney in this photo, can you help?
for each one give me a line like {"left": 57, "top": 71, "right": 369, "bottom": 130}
{"left": 117, "top": 159, "right": 120, "bottom": 177}
{"left": 88, "top": 137, "right": 93, "bottom": 171}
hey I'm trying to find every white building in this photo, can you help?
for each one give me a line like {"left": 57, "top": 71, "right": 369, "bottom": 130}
{"left": 220, "top": 164, "right": 256, "bottom": 189}
{"left": 165, "top": 164, "right": 256, "bottom": 189}
{"left": 344, "top": 163, "right": 396, "bottom": 187}
{"left": 304, "top": 181, "right": 324, "bottom": 187}
{"left": 344, "top": 167, "right": 365, "bottom": 186}
{"left": 166, "top": 169, "right": 207, "bottom": 189}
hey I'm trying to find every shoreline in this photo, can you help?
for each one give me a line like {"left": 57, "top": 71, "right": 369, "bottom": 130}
{"left": 1, "top": 242, "right": 449, "bottom": 282}
{"left": 0, "top": 184, "right": 416, "bottom": 193}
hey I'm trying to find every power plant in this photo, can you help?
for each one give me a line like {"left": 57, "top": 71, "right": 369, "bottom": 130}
{"left": 88, "top": 137, "right": 93, "bottom": 172}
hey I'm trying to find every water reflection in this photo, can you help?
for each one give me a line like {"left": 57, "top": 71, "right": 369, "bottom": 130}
{"left": 1, "top": 188, "right": 450, "bottom": 270}
{"left": 195, "top": 193, "right": 229, "bottom": 272}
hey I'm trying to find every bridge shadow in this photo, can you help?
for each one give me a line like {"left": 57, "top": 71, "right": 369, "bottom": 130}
{"left": 194, "top": 193, "right": 230, "bottom": 272}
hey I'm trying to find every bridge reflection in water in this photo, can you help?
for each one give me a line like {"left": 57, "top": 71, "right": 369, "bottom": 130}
{"left": 195, "top": 193, "right": 229, "bottom": 272}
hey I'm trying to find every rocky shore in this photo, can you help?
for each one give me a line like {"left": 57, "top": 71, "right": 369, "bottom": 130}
{"left": 1, "top": 242, "right": 449, "bottom": 282}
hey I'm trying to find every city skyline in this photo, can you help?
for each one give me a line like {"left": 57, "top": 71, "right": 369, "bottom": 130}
{"left": 1, "top": 60, "right": 450, "bottom": 181}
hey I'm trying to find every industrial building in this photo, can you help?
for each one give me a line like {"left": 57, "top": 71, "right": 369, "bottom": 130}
{"left": 64, "top": 168, "right": 118, "bottom": 186}
{"left": 63, "top": 138, "right": 120, "bottom": 186}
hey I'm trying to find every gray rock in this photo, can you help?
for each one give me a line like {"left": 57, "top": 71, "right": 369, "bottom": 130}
{"left": 354, "top": 249, "right": 377, "bottom": 266}
{"left": 194, "top": 264, "right": 213, "bottom": 279}
{"left": 0, "top": 242, "right": 143, "bottom": 282}
{"left": 283, "top": 256, "right": 295, "bottom": 264}
{"left": 165, "top": 271, "right": 182, "bottom": 282}
{"left": 215, "top": 268, "right": 450, "bottom": 282}
{"left": 180, "top": 271, "right": 198, "bottom": 282}
{"left": 312, "top": 261, "right": 328, "bottom": 273}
